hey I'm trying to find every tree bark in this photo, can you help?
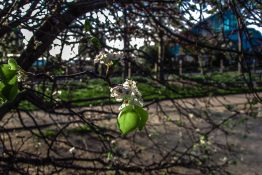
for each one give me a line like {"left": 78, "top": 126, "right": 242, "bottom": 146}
{"left": 220, "top": 58, "right": 224, "bottom": 73}
{"left": 155, "top": 32, "right": 165, "bottom": 82}
{"left": 17, "top": 0, "right": 138, "bottom": 71}
{"left": 122, "top": 6, "right": 131, "bottom": 79}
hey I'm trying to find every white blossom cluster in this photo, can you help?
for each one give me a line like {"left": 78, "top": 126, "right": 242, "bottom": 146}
{"left": 94, "top": 50, "right": 123, "bottom": 66}
{"left": 17, "top": 68, "right": 27, "bottom": 82}
{"left": 110, "top": 79, "right": 143, "bottom": 110}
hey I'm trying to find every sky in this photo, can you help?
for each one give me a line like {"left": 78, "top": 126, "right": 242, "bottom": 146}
{"left": 20, "top": 3, "right": 261, "bottom": 60}
{"left": 21, "top": 13, "right": 146, "bottom": 60}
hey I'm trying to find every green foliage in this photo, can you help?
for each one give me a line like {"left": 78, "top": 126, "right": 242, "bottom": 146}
{"left": 8, "top": 58, "right": 18, "bottom": 70}
{"left": 34, "top": 125, "right": 93, "bottom": 139}
{"left": 117, "top": 105, "right": 148, "bottom": 135}
{"left": 0, "top": 64, "right": 17, "bottom": 82}
{"left": 0, "top": 58, "right": 19, "bottom": 104}
{"left": 90, "top": 37, "right": 101, "bottom": 49}
{"left": 175, "top": 119, "right": 185, "bottom": 127}
{"left": 107, "top": 151, "right": 113, "bottom": 160}
{"left": 69, "top": 124, "right": 92, "bottom": 134}
{"left": 59, "top": 79, "right": 110, "bottom": 106}
{"left": 135, "top": 105, "right": 148, "bottom": 130}
{"left": 84, "top": 20, "right": 91, "bottom": 32}
{"left": 33, "top": 129, "right": 57, "bottom": 138}
{"left": 189, "top": 71, "right": 261, "bottom": 84}
{"left": 20, "top": 72, "right": 261, "bottom": 109}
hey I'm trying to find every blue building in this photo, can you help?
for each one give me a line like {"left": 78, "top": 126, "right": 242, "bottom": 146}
{"left": 191, "top": 10, "right": 238, "bottom": 36}
{"left": 32, "top": 58, "right": 47, "bottom": 69}
{"left": 168, "top": 10, "right": 262, "bottom": 72}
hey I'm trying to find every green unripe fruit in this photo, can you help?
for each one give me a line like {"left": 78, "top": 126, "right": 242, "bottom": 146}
{"left": 118, "top": 110, "right": 139, "bottom": 135}
{"left": 117, "top": 105, "right": 149, "bottom": 135}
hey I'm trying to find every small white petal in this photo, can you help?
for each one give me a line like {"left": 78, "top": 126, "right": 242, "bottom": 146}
{"left": 115, "top": 98, "right": 123, "bottom": 102}
{"left": 69, "top": 147, "right": 75, "bottom": 153}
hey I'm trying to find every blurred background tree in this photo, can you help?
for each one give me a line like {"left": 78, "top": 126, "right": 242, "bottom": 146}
{"left": 0, "top": 0, "right": 261, "bottom": 174}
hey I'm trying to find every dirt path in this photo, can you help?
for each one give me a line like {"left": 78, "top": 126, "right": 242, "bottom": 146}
{"left": 2, "top": 93, "right": 262, "bottom": 174}
{"left": 142, "top": 93, "right": 262, "bottom": 175}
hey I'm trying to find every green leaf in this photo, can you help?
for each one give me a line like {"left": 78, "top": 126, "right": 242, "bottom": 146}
{"left": 84, "top": 20, "right": 91, "bottom": 31}
{"left": 0, "top": 76, "right": 19, "bottom": 103}
{"left": 1, "top": 83, "right": 18, "bottom": 102}
{"left": 107, "top": 151, "right": 113, "bottom": 160}
{"left": 8, "top": 58, "right": 18, "bottom": 71}
{"left": 0, "top": 64, "right": 16, "bottom": 82}
{"left": 0, "top": 81, "right": 5, "bottom": 102}
{"left": 90, "top": 37, "right": 101, "bottom": 49}
{"left": 134, "top": 105, "right": 149, "bottom": 130}
{"left": 8, "top": 75, "right": 17, "bottom": 85}
{"left": 8, "top": 83, "right": 19, "bottom": 101}
{"left": 0, "top": 81, "right": 4, "bottom": 91}
{"left": 0, "top": 59, "right": 20, "bottom": 104}
{"left": 117, "top": 107, "right": 139, "bottom": 135}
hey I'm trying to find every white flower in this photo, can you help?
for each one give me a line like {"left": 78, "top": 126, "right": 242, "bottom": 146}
{"left": 110, "top": 85, "right": 130, "bottom": 102}
{"left": 123, "top": 79, "right": 136, "bottom": 89}
{"left": 123, "top": 79, "right": 142, "bottom": 98}
{"left": 123, "top": 79, "right": 143, "bottom": 106}
{"left": 107, "top": 52, "right": 124, "bottom": 61}
{"left": 94, "top": 50, "right": 110, "bottom": 65}
{"left": 17, "top": 68, "right": 27, "bottom": 82}
{"left": 94, "top": 50, "right": 123, "bottom": 66}
{"left": 52, "top": 90, "right": 62, "bottom": 96}
{"left": 69, "top": 147, "right": 75, "bottom": 153}
{"left": 110, "top": 79, "right": 143, "bottom": 109}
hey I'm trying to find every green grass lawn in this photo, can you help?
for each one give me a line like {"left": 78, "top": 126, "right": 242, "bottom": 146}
{"left": 188, "top": 71, "right": 262, "bottom": 84}
{"left": 19, "top": 72, "right": 262, "bottom": 110}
